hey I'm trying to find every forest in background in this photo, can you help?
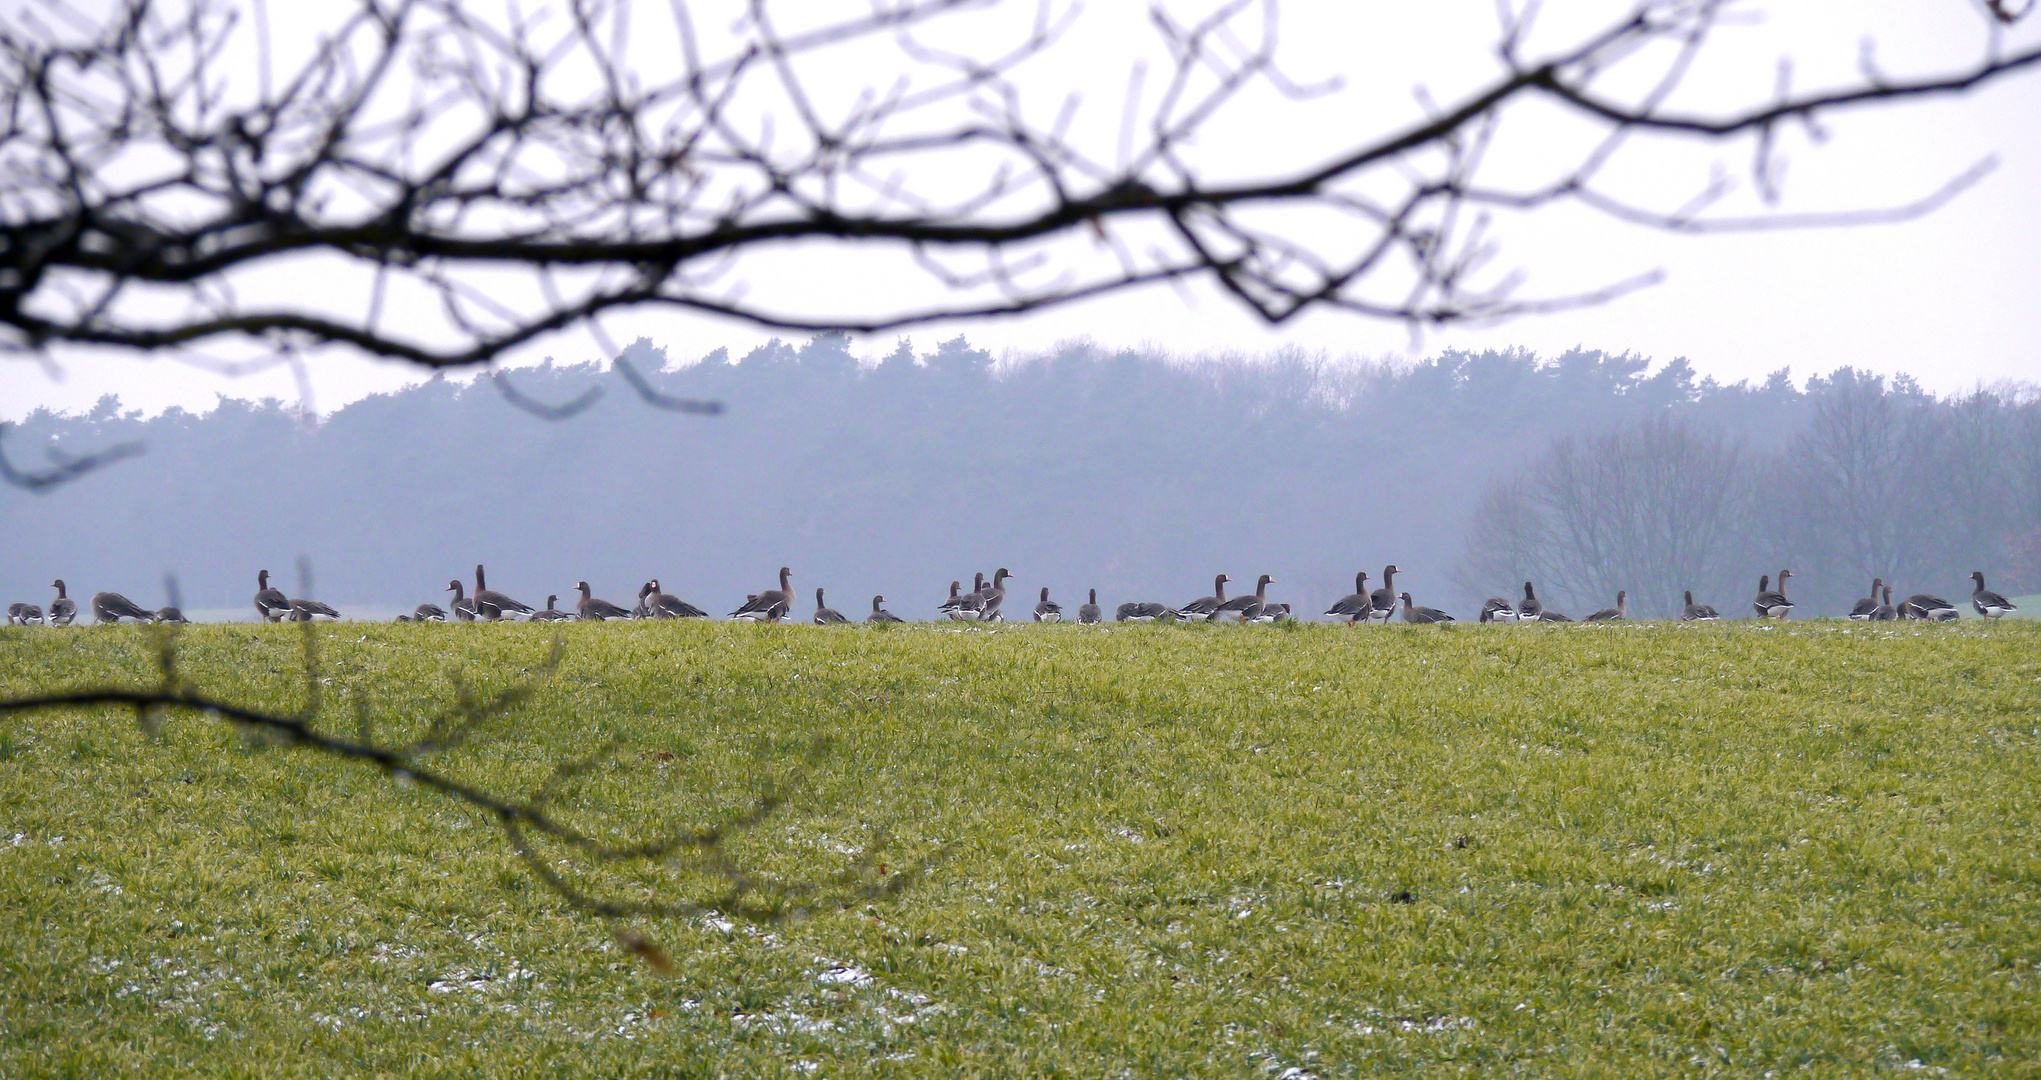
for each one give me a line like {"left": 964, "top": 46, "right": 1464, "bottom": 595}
{"left": 2, "top": 336, "right": 2033, "bottom": 620}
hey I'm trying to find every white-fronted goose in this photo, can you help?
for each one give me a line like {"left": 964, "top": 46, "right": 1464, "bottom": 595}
{"left": 1215, "top": 574, "right": 1275, "bottom": 622}
{"left": 156, "top": 607, "right": 188, "bottom": 624}
{"left": 1971, "top": 571, "right": 2017, "bottom": 619}
{"left": 1115, "top": 601, "right": 1170, "bottom": 622}
{"left": 48, "top": 581, "right": 78, "bottom": 626}
{"left": 1901, "top": 588, "right": 1959, "bottom": 622}
{"left": 1679, "top": 590, "right": 1719, "bottom": 621}
{"left": 1033, "top": 587, "right": 1063, "bottom": 622}
{"left": 412, "top": 602, "right": 447, "bottom": 622}
{"left": 287, "top": 599, "right": 341, "bottom": 622}
{"left": 645, "top": 580, "right": 709, "bottom": 619}
{"left": 1535, "top": 608, "right": 1574, "bottom": 623}
{"left": 935, "top": 580, "right": 965, "bottom": 620}
{"left": 573, "top": 581, "right": 632, "bottom": 621}
{"left": 1247, "top": 602, "right": 1291, "bottom": 624}
{"left": 1753, "top": 570, "right": 1794, "bottom": 620}
{"left": 1367, "top": 565, "right": 1401, "bottom": 624}
{"left": 1516, "top": 581, "right": 1544, "bottom": 622}
{"left": 1478, "top": 598, "right": 1516, "bottom": 623}
{"left": 867, "top": 595, "right": 904, "bottom": 624}
{"left": 529, "top": 594, "right": 574, "bottom": 622}
{"left": 1398, "top": 592, "right": 1454, "bottom": 624}
{"left": 1180, "top": 574, "right": 1231, "bottom": 622}
{"left": 632, "top": 583, "right": 653, "bottom": 619}
{"left": 959, "top": 573, "right": 990, "bottom": 620}
{"left": 1848, "top": 577, "right": 1885, "bottom": 620}
{"left": 1325, "top": 571, "right": 1373, "bottom": 623}
{"left": 731, "top": 567, "right": 793, "bottom": 622}
{"left": 1870, "top": 585, "right": 1898, "bottom": 622}
{"left": 445, "top": 580, "right": 479, "bottom": 621}
{"left": 978, "top": 569, "right": 1011, "bottom": 622}
{"left": 7, "top": 602, "right": 44, "bottom": 626}
{"left": 92, "top": 590, "right": 157, "bottom": 624}
{"left": 813, "top": 588, "right": 847, "bottom": 625}
{"left": 474, "top": 564, "right": 534, "bottom": 621}
{"left": 1078, "top": 588, "right": 1102, "bottom": 625}
{"left": 254, "top": 569, "right": 290, "bottom": 622}
{"left": 1585, "top": 591, "right": 1627, "bottom": 622}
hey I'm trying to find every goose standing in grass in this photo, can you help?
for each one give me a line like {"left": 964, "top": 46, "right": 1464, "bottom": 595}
{"left": 1680, "top": 590, "right": 1720, "bottom": 621}
{"left": 1215, "top": 574, "right": 1274, "bottom": 622}
{"left": 527, "top": 595, "right": 573, "bottom": 622}
{"left": 1848, "top": 577, "right": 1886, "bottom": 620}
{"left": 1970, "top": 571, "right": 2018, "bottom": 619}
{"left": 1585, "top": 591, "right": 1628, "bottom": 622}
{"left": 1115, "top": 601, "right": 1171, "bottom": 622}
{"left": 254, "top": 569, "right": 291, "bottom": 622}
{"left": 92, "top": 590, "right": 158, "bottom": 624}
{"left": 1033, "top": 587, "right": 1063, "bottom": 622}
{"left": 978, "top": 569, "right": 1011, "bottom": 622}
{"left": 1870, "top": 585, "right": 1899, "bottom": 622}
{"left": 1367, "top": 565, "right": 1400, "bottom": 624}
{"left": 731, "top": 567, "right": 793, "bottom": 622}
{"left": 411, "top": 602, "right": 447, "bottom": 622}
{"left": 1478, "top": 597, "right": 1516, "bottom": 623}
{"left": 1901, "top": 588, "right": 1959, "bottom": 622}
{"left": 1398, "top": 592, "right": 1454, "bottom": 624}
{"left": 47, "top": 581, "right": 77, "bottom": 626}
{"left": 1516, "top": 581, "right": 1544, "bottom": 623}
{"left": 287, "top": 599, "right": 341, "bottom": 622}
{"left": 1752, "top": 570, "right": 1795, "bottom": 620}
{"left": 945, "top": 574, "right": 987, "bottom": 621}
{"left": 7, "top": 602, "right": 44, "bottom": 626}
{"left": 1179, "top": 574, "right": 1230, "bottom": 622}
{"left": 572, "top": 582, "right": 632, "bottom": 621}
{"left": 445, "top": 580, "right": 479, "bottom": 621}
{"left": 936, "top": 580, "right": 966, "bottom": 620}
{"left": 1325, "top": 571, "right": 1373, "bottom": 623}
{"left": 1078, "top": 589, "right": 1103, "bottom": 624}
{"left": 867, "top": 595, "right": 904, "bottom": 624}
{"left": 474, "top": 564, "right": 534, "bottom": 621}
{"left": 155, "top": 606, "right": 188, "bottom": 624}
{"left": 645, "top": 580, "right": 710, "bottom": 619}
{"left": 812, "top": 588, "right": 848, "bottom": 625}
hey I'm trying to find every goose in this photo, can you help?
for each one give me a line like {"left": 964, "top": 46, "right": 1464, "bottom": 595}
{"left": 956, "top": 572, "right": 989, "bottom": 620}
{"left": 1478, "top": 597, "right": 1516, "bottom": 623}
{"left": 1535, "top": 608, "right": 1574, "bottom": 623}
{"left": 631, "top": 583, "right": 654, "bottom": 619}
{"left": 1398, "top": 592, "right": 1454, "bottom": 624}
{"left": 1870, "top": 585, "right": 1899, "bottom": 622}
{"left": 573, "top": 581, "right": 633, "bottom": 621}
{"left": 731, "top": 567, "right": 793, "bottom": 622}
{"left": 412, "top": 603, "right": 447, "bottom": 622}
{"left": 645, "top": 580, "right": 710, "bottom": 619}
{"left": 529, "top": 595, "right": 574, "bottom": 622}
{"left": 1900, "top": 588, "right": 1959, "bottom": 622}
{"left": 1752, "top": 570, "right": 1794, "bottom": 620}
{"left": 155, "top": 607, "right": 188, "bottom": 624}
{"left": 813, "top": 588, "right": 848, "bottom": 625}
{"left": 977, "top": 569, "right": 1011, "bottom": 622}
{"left": 445, "top": 580, "right": 479, "bottom": 621}
{"left": 1179, "top": 574, "right": 1231, "bottom": 621}
{"left": 1325, "top": 571, "right": 1374, "bottom": 623}
{"left": 1214, "top": 574, "right": 1274, "bottom": 622}
{"left": 254, "top": 569, "right": 291, "bottom": 622}
{"left": 286, "top": 599, "right": 341, "bottom": 622}
{"left": 1516, "top": 581, "right": 1544, "bottom": 622}
{"left": 1679, "top": 590, "right": 1719, "bottom": 621}
{"left": 474, "top": 564, "right": 534, "bottom": 621}
{"left": 1970, "top": 571, "right": 2017, "bottom": 619}
{"left": 1033, "top": 587, "right": 1063, "bottom": 622}
{"left": 48, "top": 581, "right": 78, "bottom": 626}
{"left": 7, "top": 602, "right": 44, "bottom": 626}
{"left": 1585, "top": 591, "right": 1628, "bottom": 622}
{"left": 1847, "top": 577, "right": 1886, "bottom": 620}
{"left": 1363, "top": 565, "right": 1400, "bottom": 624}
{"left": 1077, "top": 588, "right": 1103, "bottom": 625}
{"left": 92, "top": 590, "right": 158, "bottom": 624}
{"left": 935, "top": 580, "right": 966, "bottom": 620}
{"left": 1247, "top": 602, "right": 1291, "bottom": 624}
{"left": 867, "top": 595, "right": 904, "bottom": 624}
{"left": 1115, "top": 601, "right": 1171, "bottom": 622}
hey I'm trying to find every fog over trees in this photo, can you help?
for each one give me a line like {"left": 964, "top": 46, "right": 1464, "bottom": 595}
{"left": 3, "top": 339, "right": 2034, "bottom": 620}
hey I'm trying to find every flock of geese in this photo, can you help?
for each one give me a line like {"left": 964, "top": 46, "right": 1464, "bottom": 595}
{"left": 2, "top": 563, "right": 2021, "bottom": 627}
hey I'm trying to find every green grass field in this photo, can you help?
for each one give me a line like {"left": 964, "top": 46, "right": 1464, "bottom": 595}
{"left": 2, "top": 620, "right": 2037, "bottom": 1077}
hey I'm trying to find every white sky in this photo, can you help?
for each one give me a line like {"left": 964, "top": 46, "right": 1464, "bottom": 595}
{"left": 3, "top": 0, "right": 2038, "bottom": 419}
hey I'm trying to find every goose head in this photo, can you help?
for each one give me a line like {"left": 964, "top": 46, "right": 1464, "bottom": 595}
{"left": 51, "top": 579, "right": 66, "bottom": 597}
{"left": 1255, "top": 574, "right": 1275, "bottom": 592}
{"left": 992, "top": 568, "right": 1011, "bottom": 587}
{"left": 475, "top": 564, "right": 488, "bottom": 590}
{"left": 778, "top": 566, "right": 793, "bottom": 591}
{"left": 258, "top": 569, "right": 270, "bottom": 588}
{"left": 1087, "top": 588, "right": 1097, "bottom": 603}
{"left": 1777, "top": 569, "right": 1794, "bottom": 586}
{"left": 445, "top": 579, "right": 464, "bottom": 598}
{"left": 1757, "top": 575, "right": 1770, "bottom": 592}
{"left": 1971, "top": 570, "right": 1987, "bottom": 588}
{"left": 576, "top": 581, "right": 594, "bottom": 598}
{"left": 1522, "top": 581, "right": 1536, "bottom": 599}
{"left": 815, "top": 587, "right": 827, "bottom": 607}
{"left": 1040, "top": 586, "right": 1051, "bottom": 602}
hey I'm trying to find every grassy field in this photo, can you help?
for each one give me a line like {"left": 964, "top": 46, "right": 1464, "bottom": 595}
{"left": 1, "top": 619, "right": 2037, "bottom": 1077}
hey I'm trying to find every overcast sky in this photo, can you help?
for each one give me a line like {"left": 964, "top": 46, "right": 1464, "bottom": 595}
{"left": 4, "top": 0, "right": 2037, "bottom": 420}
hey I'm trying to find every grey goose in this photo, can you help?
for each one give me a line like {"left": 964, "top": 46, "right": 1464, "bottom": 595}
{"left": 254, "top": 569, "right": 291, "bottom": 622}
{"left": 813, "top": 588, "right": 848, "bottom": 625}
{"left": 1398, "top": 592, "right": 1454, "bottom": 624}
{"left": 646, "top": 580, "right": 710, "bottom": 619}
{"left": 936, "top": 580, "right": 966, "bottom": 620}
{"left": 1516, "top": 581, "right": 1544, "bottom": 623}
{"left": 1679, "top": 590, "right": 1719, "bottom": 621}
{"left": 529, "top": 595, "right": 574, "bottom": 622}
{"left": 155, "top": 607, "right": 188, "bottom": 624}
{"left": 1367, "top": 565, "right": 1400, "bottom": 624}
{"left": 632, "top": 583, "right": 654, "bottom": 619}
{"left": 574, "top": 582, "right": 633, "bottom": 621}
{"left": 1585, "top": 591, "right": 1628, "bottom": 622}
{"left": 1752, "top": 570, "right": 1794, "bottom": 620}
{"left": 867, "top": 595, "right": 904, "bottom": 624}
{"left": 1870, "top": 585, "right": 1899, "bottom": 622}
{"left": 1900, "top": 588, "right": 1959, "bottom": 622}
{"left": 731, "top": 567, "right": 793, "bottom": 622}
{"left": 445, "top": 580, "right": 479, "bottom": 621}
{"left": 286, "top": 599, "right": 341, "bottom": 622}
{"left": 1246, "top": 602, "right": 1291, "bottom": 623}
{"left": 1214, "top": 574, "right": 1274, "bottom": 622}
{"left": 1478, "top": 597, "right": 1516, "bottom": 623}
{"left": 1534, "top": 608, "right": 1574, "bottom": 623}
{"left": 1077, "top": 589, "right": 1103, "bottom": 624}
{"left": 1970, "top": 571, "right": 2017, "bottom": 619}
{"left": 1325, "top": 571, "right": 1373, "bottom": 623}
{"left": 47, "top": 581, "right": 78, "bottom": 626}
{"left": 93, "top": 590, "right": 158, "bottom": 624}
{"left": 977, "top": 569, "right": 1011, "bottom": 622}
{"left": 1033, "top": 587, "right": 1063, "bottom": 622}
{"left": 1179, "top": 574, "right": 1231, "bottom": 622}
{"left": 474, "top": 564, "right": 534, "bottom": 621}
{"left": 1848, "top": 577, "right": 1886, "bottom": 620}
{"left": 6, "top": 602, "right": 44, "bottom": 626}
{"left": 411, "top": 603, "right": 448, "bottom": 622}
{"left": 1115, "top": 601, "right": 1172, "bottom": 622}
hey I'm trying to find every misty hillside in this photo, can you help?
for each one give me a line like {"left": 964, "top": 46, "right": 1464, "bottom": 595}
{"left": 2, "top": 337, "right": 2031, "bottom": 620}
